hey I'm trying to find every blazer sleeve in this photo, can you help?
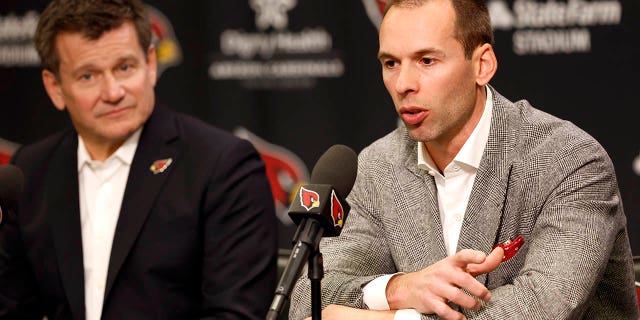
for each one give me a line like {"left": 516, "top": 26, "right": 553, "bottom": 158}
{"left": 0, "top": 147, "right": 44, "bottom": 319}
{"left": 199, "top": 138, "right": 278, "bottom": 319}
{"left": 464, "top": 137, "right": 638, "bottom": 318}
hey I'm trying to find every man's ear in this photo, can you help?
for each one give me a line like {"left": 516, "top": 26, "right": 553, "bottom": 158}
{"left": 146, "top": 45, "right": 158, "bottom": 87}
{"left": 42, "top": 70, "right": 66, "bottom": 111}
{"left": 474, "top": 43, "right": 498, "bottom": 86}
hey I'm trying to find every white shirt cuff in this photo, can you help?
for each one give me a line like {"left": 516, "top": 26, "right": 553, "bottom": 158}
{"left": 362, "top": 273, "right": 402, "bottom": 310}
{"left": 394, "top": 309, "right": 422, "bottom": 320}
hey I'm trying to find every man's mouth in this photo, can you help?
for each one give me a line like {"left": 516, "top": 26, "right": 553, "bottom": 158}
{"left": 399, "top": 107, "right": 428, "bottom": 126}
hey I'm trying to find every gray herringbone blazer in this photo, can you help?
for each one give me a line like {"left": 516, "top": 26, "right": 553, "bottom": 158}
{"left": 289, "top": 88, "right": 638, "bottom": 319}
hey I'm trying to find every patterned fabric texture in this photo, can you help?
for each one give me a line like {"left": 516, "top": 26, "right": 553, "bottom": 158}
{"left": 289, "top": 87, "right": 638, "bottom": 320}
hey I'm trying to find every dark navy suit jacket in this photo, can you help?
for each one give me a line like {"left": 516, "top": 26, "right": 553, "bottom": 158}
{"left": 0, "top": 105, "right": 277, "bottom": 319}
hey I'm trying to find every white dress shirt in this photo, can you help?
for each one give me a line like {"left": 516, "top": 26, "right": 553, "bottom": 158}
{"left": 362, "top": 88, "right": 493, "bottom": 319}
{"left": 77, "top": 129, "right": 140, "bottom": 320}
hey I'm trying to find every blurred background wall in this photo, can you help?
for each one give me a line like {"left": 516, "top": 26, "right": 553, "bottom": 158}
{"left": 1, "top": 0, "right": 638, "bottom": 253}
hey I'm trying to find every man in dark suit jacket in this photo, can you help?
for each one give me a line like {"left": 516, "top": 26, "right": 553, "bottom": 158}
{"left": 0, "top": 0, "right": 277, "bottom": 319}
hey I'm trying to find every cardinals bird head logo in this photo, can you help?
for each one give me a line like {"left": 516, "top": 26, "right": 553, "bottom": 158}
{"left": 0, "top": 137, "right": 19, "bottom": 165}
{"left": 233, "top": 127, "right": 310, "bottom": 225}
{"left": 330, "top": 190, "right": 344, "bottom": 227}
{"left": 362, "top": 0, "right": 391, "bottom": 30}
{"left": 146, "top": 5, "right": 182, "bottom": 78}
{"left": 299, "top": 186, "right": 320, "bottom": 211}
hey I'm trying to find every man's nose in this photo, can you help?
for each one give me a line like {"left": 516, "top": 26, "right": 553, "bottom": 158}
{"left": 395, "top": 65, "right": 418, "bottom": 95}
{"left": 100, "top": 74, "right": 125, "bottom": 102}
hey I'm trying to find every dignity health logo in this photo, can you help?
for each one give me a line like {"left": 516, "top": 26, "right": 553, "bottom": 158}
{"left": 488, "top": 0, "right": 622, "bottom": 55}
{"left": 250, "top": 0, "right": 297, "bottom": 31}
{"left": 209, "top": 0, "right": 345, "bottom": 89}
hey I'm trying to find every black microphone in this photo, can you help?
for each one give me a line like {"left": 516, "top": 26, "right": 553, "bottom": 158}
{"left": 266, "top": 144, "right": 358, "bottom": 320}
{"left": 0, "top": 164, "right": 24, "bottom": 226}
{"left": 288, "top": 144, "right": 358, "bottom": 237}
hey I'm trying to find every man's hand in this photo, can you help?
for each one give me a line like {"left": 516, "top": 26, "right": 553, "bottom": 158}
{"left": 303, "top": 304, "right": 395, "bottom": 320}
{"left": 466, "top": 246, "right": 504, "bottom": 276}
{"left": 385, "top": 247, "right": 504, "bottom": 320}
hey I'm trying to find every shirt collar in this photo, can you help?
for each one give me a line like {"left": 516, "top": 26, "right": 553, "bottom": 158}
{"left": 77, "top": 128, "right": 142, "bottom": 172}
{"left": 418, "top": 86, "right": 494, "bottom": 173}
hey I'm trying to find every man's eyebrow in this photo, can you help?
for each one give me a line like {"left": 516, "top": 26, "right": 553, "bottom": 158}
{"left": 71, "top": 54, "right": 140, "bottom": 73}
{"left": 377, "top": 48, "right": 445, "bottom": 60}
{"left": 377, "top": 51, "right": 394, "bottom": 60}
{"left": 70, "top": 63, "right": 97, "bottom": 76}
{"left": 415, "top": 48, "right": 444, "bottom": 57}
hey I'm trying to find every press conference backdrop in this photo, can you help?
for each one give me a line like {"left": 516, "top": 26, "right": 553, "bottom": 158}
{"left": 1, "top": 0, "right": 638, "bottom": 252}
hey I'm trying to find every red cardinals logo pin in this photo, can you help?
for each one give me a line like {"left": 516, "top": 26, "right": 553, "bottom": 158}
{"left": 330, "top": 190, "right": 344, "bottom": 227}
{"left": 299, "top": 186, "right": 320, "bottom": 211}
{"left": 150, "top": 158, "right": 173, "bottom": 174}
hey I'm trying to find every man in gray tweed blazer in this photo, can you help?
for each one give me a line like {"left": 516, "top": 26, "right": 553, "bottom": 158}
{"left": 289, "top": 0, "right": 638, "bottom": 319}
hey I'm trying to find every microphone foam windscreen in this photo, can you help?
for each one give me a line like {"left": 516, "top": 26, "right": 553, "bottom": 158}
{"left": 0, "top": 164, "right": 24, "bottom": 211}
{"left": 310, "top": 145, "right": 358, "bottom": 198}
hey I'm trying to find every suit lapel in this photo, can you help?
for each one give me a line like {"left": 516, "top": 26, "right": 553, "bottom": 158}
{"left": 456, "top": 158, "right": 511, "bottom": 261}
{"left": 104, "top": 107, "right": 181, "bottom": 297}
{"left": 46, "top": 132, "right": 86, "bottom": 320}
{"left": 396, "top": 140, "right": 448, "bottom": 270}
{"left": 456, "top": 88, "right": 518, "bottom": 283}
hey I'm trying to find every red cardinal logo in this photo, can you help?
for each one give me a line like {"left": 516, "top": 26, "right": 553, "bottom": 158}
{"left": 299, "top": 186, "right": 320, "bottom": 211}
{"left": 331, "top": 190, "right": 344, "bottom": 227}
{"left": 0, "top": 137, "right": 20, "bottom": 165}
{"left": 150, "top": 158, "right": 173, "bottom": 174}
{"left": 234, "top": 128, "right": 310, "bottom": 225}
{"left": 362, "top": 0, "right": 391, "bottom": 30}
{"left": 146, "top": 5, "right": 182, "bottom": 78}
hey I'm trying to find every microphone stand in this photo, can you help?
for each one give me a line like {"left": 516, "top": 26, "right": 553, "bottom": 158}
{"left": 266, "top": 219, "right": 324, "bottom": 320}
{"left": 266, "top": 145, "right": 357, "bottom": 319}
{"left": 309, "top": 250, "right": 323, "bottom": 320}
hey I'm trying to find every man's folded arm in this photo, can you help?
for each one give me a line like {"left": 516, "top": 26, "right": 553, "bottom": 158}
{"left": 463, "top": 148, "right": 636, "bottom": 319}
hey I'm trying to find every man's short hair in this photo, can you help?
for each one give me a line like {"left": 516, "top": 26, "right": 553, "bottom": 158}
{"left": 386, "top": 0, "right": 494, "bottom": 59}
{"left": 34, "top": 0, "right": 152, "bottom": 76}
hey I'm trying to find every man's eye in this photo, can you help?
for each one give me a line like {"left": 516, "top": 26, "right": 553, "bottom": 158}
{"left": 421, "top": 58, "right": 434, "bottom": 65}
{"left": 81, "top": 74, "right": 92, "bottom": 80}
{"left": 383, "top": 60, "right": 396, "bottom": 68}
{"left": 120, "top": 64, "right": 130, "bottom": 71}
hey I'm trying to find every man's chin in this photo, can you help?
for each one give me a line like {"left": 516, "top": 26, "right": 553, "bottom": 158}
{"left": 406, "top": 128, "right": 432, "bottom": 143}
{"left": 100, "top": 125, "right": 141, "bottom": 143}
{"left": 404, "top": 124, "right": 420, "bottom": 140}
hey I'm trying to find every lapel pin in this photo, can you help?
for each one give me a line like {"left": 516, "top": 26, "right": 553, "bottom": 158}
{"left": 150, "top": 158, "right": 173, "bottom": 174}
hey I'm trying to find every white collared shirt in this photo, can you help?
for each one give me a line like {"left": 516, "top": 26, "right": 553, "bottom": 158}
{"left": 77, "top": 129, "right": 140, "bottom": 320}
{"left": 418, "top": 87, "right": 493, "bottom": 256}
{"left": 362, "top": 88, "right": 494, "bottom": 319}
